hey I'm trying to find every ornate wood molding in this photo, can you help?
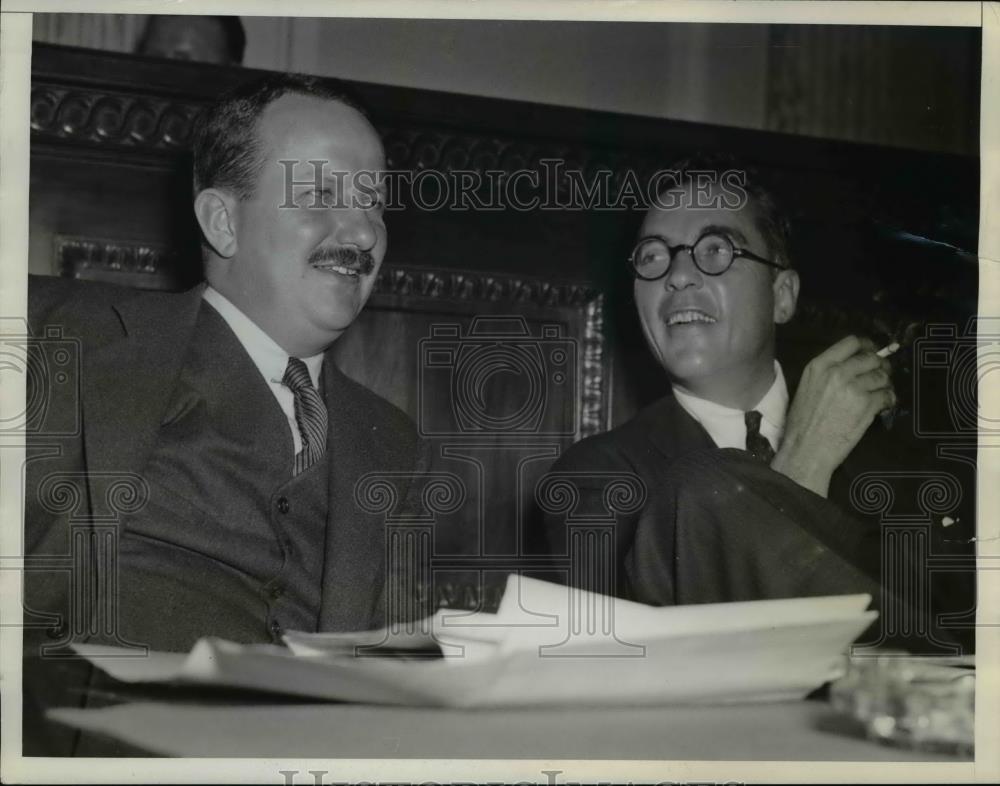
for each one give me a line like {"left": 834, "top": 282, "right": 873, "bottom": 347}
{"left": 580, "top": 296, "right": 607, "bottom": 438}
{"left": 373, "top": 266, "right": 598, "bottom": 308}
{"left": 55, "top": 235, "right": 600, "bottom": 303}
{"left": 378, "top": 124, "right": 658, "bottom": 190}
{"left": 29, "top": 80, "right": 661, "bottom": 189}
{"left": 32, "top": 85, "right": 204, "bottom": 150}
{"left": 55, "top": 235, "right": 176, "bottom": 283}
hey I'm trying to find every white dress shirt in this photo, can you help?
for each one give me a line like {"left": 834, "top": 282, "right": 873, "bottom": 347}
{"left": 671, "top": 361, "right": 788, "bottom": 453}
{"left": 203, "top": 286, "right": 323, "bottom": 455}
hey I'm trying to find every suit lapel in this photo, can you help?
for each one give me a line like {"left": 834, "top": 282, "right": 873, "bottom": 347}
{"left": 81, "top": 286, "right": 204, "bottom": 479}
{"left": 643, "top": 393, "right": 715, "bottom": 461}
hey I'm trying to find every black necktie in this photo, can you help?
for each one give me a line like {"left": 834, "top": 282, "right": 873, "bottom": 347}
{"left": 744, "top": 409, "right": 775, "bottom": 465}
{"left": 282, "top": 357, "right": 327, "bottom": 475}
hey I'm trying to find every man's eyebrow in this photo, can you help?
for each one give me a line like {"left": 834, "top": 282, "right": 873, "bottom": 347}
{"left": 641, "top": 223, "right": 751, "bottom": 246}
{"left": 698, "top": 223, "right": 749, "bottom": 245}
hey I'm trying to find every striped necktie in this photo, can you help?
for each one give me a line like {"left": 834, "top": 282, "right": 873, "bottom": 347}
{"left": 282, "top": 357, "right": 327, "bottom": 475}
{"left": 744, "top": 409, "right": 775, "bottom": 465}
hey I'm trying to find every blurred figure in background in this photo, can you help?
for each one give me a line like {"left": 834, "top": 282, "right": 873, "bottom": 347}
{"left": 137, "top": 14, "right": 246, "bottom": 66}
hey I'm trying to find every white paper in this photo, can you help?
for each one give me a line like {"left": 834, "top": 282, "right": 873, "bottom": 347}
{"left": 72, "top": 575, "right": 877, "bottom": 708}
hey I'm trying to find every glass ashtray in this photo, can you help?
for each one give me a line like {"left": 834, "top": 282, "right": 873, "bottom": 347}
{"left": 829, "top": 651, "right": 974, "bottom": 757}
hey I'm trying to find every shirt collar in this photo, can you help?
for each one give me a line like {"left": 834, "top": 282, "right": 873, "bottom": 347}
{"left": 202, "top": 286, "right": 323, "bottom": 389}
{"left": 671, "top": 361, "right": 788, "bottom": 449}
{"left": 755, "top": 360, "right": 789, "bottom": 435}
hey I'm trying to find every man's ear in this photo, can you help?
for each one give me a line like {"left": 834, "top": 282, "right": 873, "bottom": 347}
{"left": 772, "top": 268, "right": 800, "bottom": 325}
{"left": 193, "top": 188, "right": 239, "bottom": 259}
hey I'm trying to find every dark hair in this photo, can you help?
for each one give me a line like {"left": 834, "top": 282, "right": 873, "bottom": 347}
{"left": 192, "top": 73, "right": 366, "bottom": 200}
{"left": 212, "top": 16, "right": 247, "bottom": 65}
{"left": 138, "top": 15, "right": 247, "bottom": 65}
{"left": 215, "top": 16, "right": 246, "bottom": 64}
{"left": 658, "top": 152, "right": 793, "bottom": 269}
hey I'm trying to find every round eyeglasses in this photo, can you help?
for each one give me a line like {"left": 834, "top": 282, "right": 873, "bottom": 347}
{"left": 629, "top": 232, "right": 784, "bottom": 280}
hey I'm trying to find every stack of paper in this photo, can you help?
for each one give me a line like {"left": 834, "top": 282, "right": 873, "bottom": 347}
{"left": 74, "top": 575, "right": 876, "bottom": 707}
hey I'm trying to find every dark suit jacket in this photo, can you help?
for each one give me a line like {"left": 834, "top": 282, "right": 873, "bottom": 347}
{"left": 23, "top": 275, "right": 428, "bottom": 755}
{"left": 24, "top": 275, "right": 422, "bottom": 648}
{"left": 545, "top": 385, "right": 974, "bottom": 652}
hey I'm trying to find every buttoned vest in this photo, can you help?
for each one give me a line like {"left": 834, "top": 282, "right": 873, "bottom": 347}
{"left": 115, "top": 303, "right": 330, "bottom": 650}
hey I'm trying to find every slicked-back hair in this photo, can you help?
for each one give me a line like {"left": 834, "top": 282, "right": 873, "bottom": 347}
{"left": 192, "top": 73, "right": 367, "bottom": 201}
{"left": 658, "top": 152, "right": 793, "bottom": 270}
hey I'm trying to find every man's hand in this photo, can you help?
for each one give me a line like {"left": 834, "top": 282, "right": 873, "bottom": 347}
{"left": 771, "top": 336, "right": 896, "bottom": 497}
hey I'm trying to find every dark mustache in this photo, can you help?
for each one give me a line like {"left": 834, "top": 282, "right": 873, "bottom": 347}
{"left": 308, "top": 246, "right": 375, "bottom": 274}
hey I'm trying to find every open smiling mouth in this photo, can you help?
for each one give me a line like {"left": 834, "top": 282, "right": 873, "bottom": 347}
{"left": 311, "top": 262, "right": 362, "bottom": 277}
{"left": 665, "top": 309, "right": 717, "bottom": 326}
{"left": 309, "top": 248, "right": 375, "bottom": 279}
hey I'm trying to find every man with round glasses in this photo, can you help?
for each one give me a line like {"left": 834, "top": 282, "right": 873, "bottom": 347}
{"left": 543, "top": 157, "right": 949, "bottom": 647}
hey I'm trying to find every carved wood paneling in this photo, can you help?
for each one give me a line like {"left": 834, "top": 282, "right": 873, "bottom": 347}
{"left": 56, "top": 235, "right": 167, "bottom": 275}
{"left": 30, "top": 81, "right": 663, "bottom": 192}
{"left": 31, "top": 86, "right": 203, "bottom": 150}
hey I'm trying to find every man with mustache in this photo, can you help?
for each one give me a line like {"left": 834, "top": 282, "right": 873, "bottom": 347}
{"left": 25, "top": 74, "right": 419, "bottom": 661}
{"left": 545, "top": 157, "right": 970, "bottom": 651}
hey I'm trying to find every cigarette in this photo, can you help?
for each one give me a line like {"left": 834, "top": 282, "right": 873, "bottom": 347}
{"left": 876, "top": 341, "right": 900, "bottom": 358}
